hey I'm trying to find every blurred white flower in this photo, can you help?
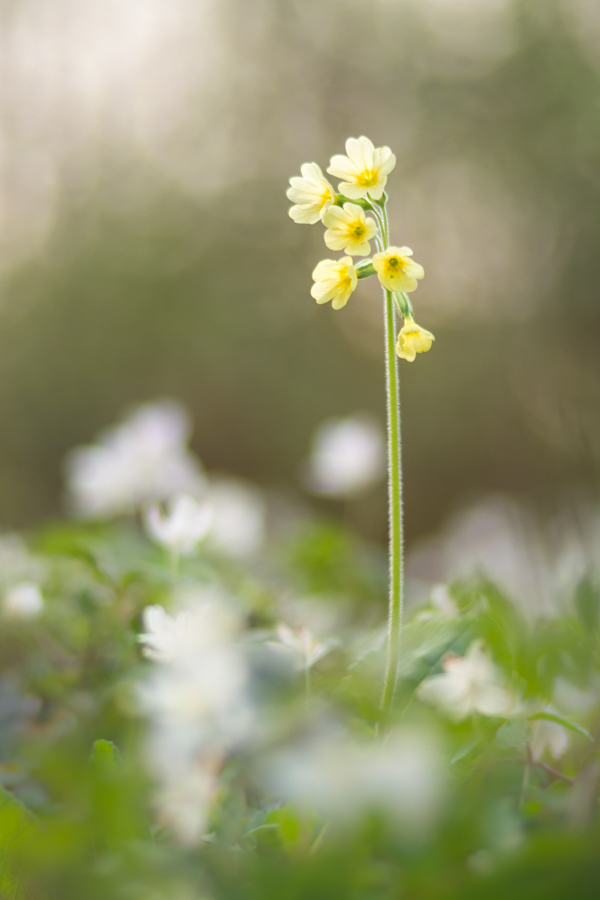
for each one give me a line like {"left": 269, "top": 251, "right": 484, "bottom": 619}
{"left": 418, "top": 640, "right": 513, "bottom": 720}
{"left": 304, "top": 414, "right": 385, "bottom": 497}
{"left": 274, "top": 623, "right": 334, "bottom": 671}
{"left": 139, "top": 598, "right": 241, "bottom": 666}
{"left": 407, "top": 495, "right": 600, "bottom": 617}
{"left": 65, "top": 400, "right": 205, "bottom": 518}
{"left": 0, "top": 535, "right": 46, "bottom": 589}
{"left": 206, "top": 477, "right": 265, "bottom": 558}
{"left": 430, "top": 584, "right": 459, "bottom": 616}
{"left": 3, "top": 582, "right": 44, "bottom": 618}
{"left": 145, "top": 494, "right": 213, "bottom": 556}
{"left": 416, "top": 584, "right": 459, "bottom": 621}
{"left": 530, "top": 719, "right": 569, "bottom": 761}
{"left": 265, "top": 727, "right": 444, "bottom": 833}
{"left": 138, "top": 588, "right": 253, "bottom": 845}
{"left": 553, "top": 677, "right": 598, "bottom": 716}
{"left": 139, "top": 604, "right": 195, "bottom": 662}
{"left": 153, "top": 757, "right": 221, "bottom": 845}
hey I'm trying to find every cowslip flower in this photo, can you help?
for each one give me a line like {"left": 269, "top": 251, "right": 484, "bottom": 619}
{"left": 322, "top": 203, "right": 377, "bottom": 256}
{"left": 287, "top": 162, "right": 336, "bottom": 224}
{"left": 310, "top": 257, "right": 358, "bottom": 310}
{"left": 396, "top": 320, "right": 435, "bottom": 362}
{"left": 418, "top": 640, "right": 514, "bottom": 721}
{"left": 145, "top": 493, "right": 213, "bottom": 556}
{"left": 327, "top": 136, "right": 396, "bottom": 201}
{"left": 372, "top": 246, "right": 424, "bottom": 293}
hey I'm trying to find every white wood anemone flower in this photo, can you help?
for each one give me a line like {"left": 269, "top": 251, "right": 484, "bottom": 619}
{"left": 65, "top": 400, "right": 205, "bottom": 518}
{"left": 206, "top": 477, "right": 266, "bottom": 559}
{"left": 416, "top": 585, "right": 459, "bottom": 622}
{"left": 530, "top": 718, "right": 569, "bottom": 761}
{"left": 262, "top": 727, "right": 445, "bottom": 834}
{"left": 138, "top": 597, "right": 239, "bottom": 664}
{"left": 144, "top": 493, "right": 213, "bottom": 556}
{"left": 327, "top": 136, "right": 396, "bottom": 201}
{"left": 304, "top": 414, "right": 385, "bottom": 497}
{"left": 153, "top": 755, "right": 223, "bottom": 846}
{"left": 418, "top": 640, "right": 514, "bottom": 721}
{"left": 274, "top": 623, "right": 334, "bottom": 671}
{"left": 3, "top": 582, "right": 44, "bottom": 618}
{"left": 137, "top": 590, "right": 253, "bottom": 845}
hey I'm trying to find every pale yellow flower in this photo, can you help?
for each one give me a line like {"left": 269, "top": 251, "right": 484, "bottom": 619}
{"left": 396, "top": 320, "right": 435, "bottom": 362}
{"left": 327, "top": 136, "right": 396, "bottom": 201}
{"left": 322, "top": 203, "right": 377, "bottom": 257}
{"left": 311, "top": 257, "right": 358, "bottom": 310}
{"left": 372, "top": 246, "right": 424, "bottom": 293}
{"left": 287, "top": 163, "right": 336, "bottom": 224}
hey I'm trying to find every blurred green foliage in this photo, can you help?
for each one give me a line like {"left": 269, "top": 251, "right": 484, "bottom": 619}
{"left": 0, "top": 515, "right": 597, "bottom": 898}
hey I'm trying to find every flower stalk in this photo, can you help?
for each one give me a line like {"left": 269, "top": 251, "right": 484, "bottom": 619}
{"left": 375, "top": 197, "right": 403, "bottom": 721}
{"left": 381, "top": 279, "right": 404, "bottom": 720}
{"left": 286, "top": 136, "right": 435, "bottom": 723}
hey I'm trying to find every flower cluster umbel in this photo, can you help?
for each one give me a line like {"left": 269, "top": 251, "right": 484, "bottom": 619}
{"left": 287, "top": 136, "right": 434, "bottom": 362}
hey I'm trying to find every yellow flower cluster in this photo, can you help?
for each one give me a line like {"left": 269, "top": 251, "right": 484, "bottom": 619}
{"left": 287, "top": 136, "right": 434, "bottom": 361}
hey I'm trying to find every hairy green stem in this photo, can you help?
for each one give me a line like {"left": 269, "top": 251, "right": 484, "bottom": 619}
{"left": 378, "top": 201, "right": 404, "bottom": 721}
{"left": 380, "top": 287, "right": 404, "bottom": 719}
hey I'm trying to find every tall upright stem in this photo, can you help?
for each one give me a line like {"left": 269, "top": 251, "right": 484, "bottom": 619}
{"left": 377, "top": 199, "right": 404, "bottom": 721}
{"left": 381, "top": 287, "right": 404, "bottom": 719}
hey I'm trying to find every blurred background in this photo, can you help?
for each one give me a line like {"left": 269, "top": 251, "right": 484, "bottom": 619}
{"left": 0, "top": 0, "right": 599, "bottom": 555}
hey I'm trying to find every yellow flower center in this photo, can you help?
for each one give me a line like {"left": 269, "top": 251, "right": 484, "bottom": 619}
{"left": 357, "top": 169, "right": 378, "bottom": 187}
{"left": 387, "top": 257, "right": 403, "bottom": 271}
{"left": 337, "top": 264, "right": 351, "bottom": 288}
{"left": 353, "top": 225, "right": 365, "bottom": 238}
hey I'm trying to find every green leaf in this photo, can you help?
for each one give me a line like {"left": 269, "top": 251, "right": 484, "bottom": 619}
{"left": 265, "top": 806, "right": 302, "bottom": 844}
{"left": 91, "top": 739, "right": 121, "bottom": 769}
{"left": 0, "top": 784, "right": 38, "bottom": 896}
{"left": 451, "top": 736, "right": 481, "bottom": 765}
{"left": 496, "top": 720, "right": 533, "bottom": 753}
{"left": 528, "top": 711, "right": 594, "bottom": 741}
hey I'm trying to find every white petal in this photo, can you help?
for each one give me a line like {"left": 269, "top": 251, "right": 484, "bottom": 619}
{"left": 418, "top": 674, "right": 472, "bottom": 720}
{"left": 474, "top": 684, "right": 514, "bottom": 718}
